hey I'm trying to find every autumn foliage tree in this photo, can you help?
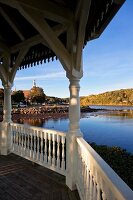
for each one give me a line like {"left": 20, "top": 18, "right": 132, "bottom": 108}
{"left": 29, "top": 86, "right": 46, "bottom": 104}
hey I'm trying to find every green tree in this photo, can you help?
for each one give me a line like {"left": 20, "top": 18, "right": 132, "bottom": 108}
{"left": 29, "top": 87, "right": 45, "bottom": 104}
{"left": 12, "top": 90, "right": 25, "bottom": 104}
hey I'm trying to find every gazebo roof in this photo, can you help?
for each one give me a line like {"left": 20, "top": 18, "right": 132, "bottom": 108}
{"left": 0, "top": 0, "right": 125, "bottom": 70}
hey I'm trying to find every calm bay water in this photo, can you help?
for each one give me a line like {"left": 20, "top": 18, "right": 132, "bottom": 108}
{"left": 18, "top": 106, "right": 133, "bottom": 153}
{"left": 90, "top": 105, "right": 133, "bottom": 110}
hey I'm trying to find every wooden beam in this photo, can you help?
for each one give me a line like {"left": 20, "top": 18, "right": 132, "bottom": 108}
{"left": 52, "top": 24, "right": 67, "bottom": 38}
{"left": 0, "top": 41, "right": 9, "bottom": 52}
{"left": 0, "top": 0, "right": 73, "bottom": 25}
{"left": 18, "top": 5, "right": 71, "bottom": 70}
{"left": 0, "top": 63, "right": 7, "bottom": 83}
{"left": 0, "top": 0, "right": 19, "bottom": 9}
{"left": 0, "top": 6, "right": 25, "bottom": 41}
{"left": 11, "top": 34, "right": 45, "bottom": 53}
{"left": 114, "top": 0, "right": 126, "bottom": 5}
{"left": 11, "top": 24, "right": 67, "bottom": 53}
{"left": 10, "top": 47, "right": 29, "bottom": 83}
{"left": 75, "top": 0, "right": 82, "bottom": 21}
{"left": 18, "top": 0, "right": 73, "bottom": 25}
{"left": 75, "top": 0, "right": 91, "bottom": 71}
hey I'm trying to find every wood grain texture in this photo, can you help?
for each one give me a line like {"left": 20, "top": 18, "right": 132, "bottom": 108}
{"left": 0, "top": 154, "right": 80, "bottom": 200}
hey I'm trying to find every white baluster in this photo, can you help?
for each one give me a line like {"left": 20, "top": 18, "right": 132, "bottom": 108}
{"left": 27, "top": 128, "right": 30, "bottom": 157}
{"left": 12, "top": 126, "right": 15, "bottom": 152}
{"left": 10, "top": 125, "right": 13, "bottom": 151}
{"left": 81, "top": 155, "right": 84, "bottom": 189}
{"left": 83, "top": 163, "right": 87, "bottom": 199}
{"left": 24, "top": 128, "right": 27, "bottom": 156}
{"left": 30, "top": 129, "right": 33, "bottom": 159}
{"left": 20, "top": 127, "right": 24, "bottom": 156}
{"left": 85, "top": 167, "right": 90, "bottom": 200}
{"left": 61, "top": 135, "right": 65, "bottom": 171}
{"left": 11, "top": 125, "right": 13, "bottom": 151}
{"left": 84, "top": 159, "right": 88, "bottom": 197}
{"left": 15, "top": 126, "right": 17, "bottom": 152}
{"left": 44, "top": 131, "right": 47, "bottom": 164}
{"left": 37, "top": 130, "right": 40, "bottom": 161}
{"left": 81, "top": 158, "right": 84, "bottom": 199}
{"left": 102, "top": 191, "right": 106, "bottom": 200}
{"left": 93, "top": 178, "right": 97, "bottom": 200}
{"left": 33, "top": 130, "right": 36, "bottom": 161}
{"left": 96, "top": 184, "right": 101, "bottom": 200}
{"left": 78, "top": 148, "right": 83, "bottom": 190}
{"left": 89, "top": 172, "right": 93, "bottom": 200}
{"left": 18, "top": 126, "right": 21, "bottom": 154}
{"left": 56, "top": 135, "right": 60, "bottom": 169}
{"left": 16, "top": 126, "right": 19, "bottom": 153}
{"left": 48, "top": 133, "right": 51, "bottom": 165}
{"left": 52, "top": 134, "right": 55, "bottom": 167}
{"left": 40, "top": 131, "right": 44, "bottom": 163}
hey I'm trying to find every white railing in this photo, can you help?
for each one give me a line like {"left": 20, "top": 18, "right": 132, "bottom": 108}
{"left": 10, "top": 123, "right": 66, "bottom": 175}
{"left": 76, "top": 137, "right": 133, "bottom": 200}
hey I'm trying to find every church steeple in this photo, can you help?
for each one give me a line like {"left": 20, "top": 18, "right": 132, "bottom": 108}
{"left": 33, "top": 80, "right": 36, "bottom": 87}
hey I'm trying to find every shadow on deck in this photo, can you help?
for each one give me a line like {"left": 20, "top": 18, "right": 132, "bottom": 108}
{"left": 0, "top": 154, "right": 80, "bottom": 200}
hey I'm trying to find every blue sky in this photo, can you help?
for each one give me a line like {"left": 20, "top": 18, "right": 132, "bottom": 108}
{"left": 1, "top": 0, "right": 133, "bottom": 98}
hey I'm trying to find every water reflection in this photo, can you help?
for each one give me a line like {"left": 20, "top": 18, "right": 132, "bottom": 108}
{"left": 102, "top": 111, "right": 133, "bottom": 119}
{"left": 13, "top": 111, "right": 133, "bottom": 153}
{"left": 15, "top": 115, "right": 68, "bottom": 128}
{"left": 16, "top": 118, "right": 44, "bottom": 127}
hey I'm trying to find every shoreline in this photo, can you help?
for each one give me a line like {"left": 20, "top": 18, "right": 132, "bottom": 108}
{"left": 0, "top": 108, "right": 133, "bottom": 121}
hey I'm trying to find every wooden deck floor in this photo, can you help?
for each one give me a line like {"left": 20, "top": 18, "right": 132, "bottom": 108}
{"left": 0, "top": 154, "right": 80, "bottom": 200}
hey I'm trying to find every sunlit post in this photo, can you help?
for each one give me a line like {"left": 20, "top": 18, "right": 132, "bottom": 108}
{"left": 3, "top": 84, "right": 12, "bottom": 123}
{"left": 1, "top": 83, "right": 12, "bottom": 155}
{"left": 66, "top": 74, "right": 83, "bottom": 190}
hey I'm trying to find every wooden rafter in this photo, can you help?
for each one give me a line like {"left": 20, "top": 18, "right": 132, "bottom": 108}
{"left": 75, "top": 0, "right": 91, "bottom": 71}
{"left": 0, "top": 41, "right": 9, "bottom": 53}
{"left": 0, "top": 63, "right": 7, "bottom": 83}
{"left": 18, "top": 5, "right": 71, "bottom": 70}
{"left": 0, "top": 0, "right": 73, "bottom": 25}
{"left": 75, "top": 0, "right": 82, "bottom": 21}
{"left": 11, "top": 24, "right": 67, "bottom": 53}
{"left": 10, "top": 47, "right": 29, "bottom": 83}
{"left": 11, "top": 34, "right": 45, "bottom": 53}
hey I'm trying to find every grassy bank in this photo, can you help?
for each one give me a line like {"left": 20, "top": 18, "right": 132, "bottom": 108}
{"left": 90, "top": 143, "right": 133, "bottom": 190}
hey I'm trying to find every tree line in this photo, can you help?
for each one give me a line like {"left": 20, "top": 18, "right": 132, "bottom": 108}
{"left": 80, "top": 88, "right": 133, "bottom": 106}
{"left": 0, "top": 86, "right": 69, "bottom": 106}
{"left": 0, "top": 87, "right": 46, "bottom": 105}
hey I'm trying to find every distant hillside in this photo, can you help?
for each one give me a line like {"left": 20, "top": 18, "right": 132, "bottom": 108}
{"left": 80, "top": 89, "right": 133, "bottom": 106}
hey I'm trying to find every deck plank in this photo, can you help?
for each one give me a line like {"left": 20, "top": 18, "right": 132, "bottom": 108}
{"left": 0, "top": 154, "right": 80, "bottom": 200}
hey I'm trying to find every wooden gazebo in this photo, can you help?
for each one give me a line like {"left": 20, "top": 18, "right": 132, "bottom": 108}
{"left": 1, "top": 1, "right": 133, "bottom": 200}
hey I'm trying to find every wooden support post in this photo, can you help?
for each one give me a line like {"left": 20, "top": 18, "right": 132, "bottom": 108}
{"left": 66, "top": 74, "right": 83, "bottom": 190}
{"left": 0, "top": 83, "right": 12, "bottom": 155}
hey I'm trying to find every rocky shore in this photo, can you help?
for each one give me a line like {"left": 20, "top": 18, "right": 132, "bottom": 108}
{"left": 0, "top": 105, "right": 102, "bottom": 122}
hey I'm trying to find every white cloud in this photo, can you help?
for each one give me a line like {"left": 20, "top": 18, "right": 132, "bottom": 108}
{"left": 15, "top": 71, "right": 66, "bottom": 81}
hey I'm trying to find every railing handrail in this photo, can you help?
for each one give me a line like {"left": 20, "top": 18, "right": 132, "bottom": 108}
{"left": 10, "top": 122, "right": 66, "bottom": 137}
{"left": 77, "top": 137, "right": 133, "bottom": 200}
